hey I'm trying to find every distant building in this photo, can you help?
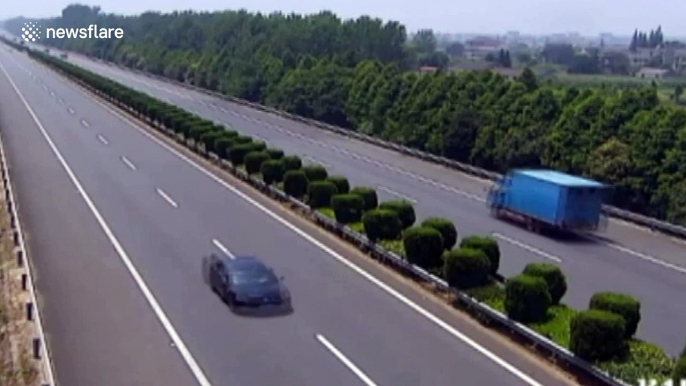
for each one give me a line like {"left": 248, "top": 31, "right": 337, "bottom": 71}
{"left": 464, "top": 36, "right": 503, "bottom": 60}
{"left": 635, "top": 67, "right": 669, "bottom": 79}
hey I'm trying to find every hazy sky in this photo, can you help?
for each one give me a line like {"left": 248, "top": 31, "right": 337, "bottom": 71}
{"left": 2, "top": 0, "right": 686, "bottom": 36}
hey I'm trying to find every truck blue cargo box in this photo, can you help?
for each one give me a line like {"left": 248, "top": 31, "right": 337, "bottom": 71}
{"left": 495, "top": 169, "right": 608, "bottom": 230}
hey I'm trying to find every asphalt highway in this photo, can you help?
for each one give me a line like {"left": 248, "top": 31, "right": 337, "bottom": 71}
{"left": 0, "top": 44, "right": 575, "bottom": 385}
{"left": 49, "top": 49, "right": 686, "bottom": 355}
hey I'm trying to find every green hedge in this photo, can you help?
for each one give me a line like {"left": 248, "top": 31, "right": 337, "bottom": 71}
{"left": 570, "top": 310, "right": 626, "bottom": 361}
{"left": 350, "top": 187, "right": 378, "bottom": 211}
{"left": 674, "top": 358, "right": 686, "bottom": 383}
{"left": 522, "top": 263, "right": 567, "bottom": 305}
{"left": 215, "top": 137, "right": 235, "bottom": 159}
{"left": 308, "top": 181, "right": 338, "bottom": 208}
{"left": 421, "top": 218, "right": 457, "bottom": 250}
{"left": 266, "top": 148, "right": 285, "bottom": 159}
{"left": 261, "top": 160, "right": 285, "bottom": 184}
{"left": 283, "top": 170, "right": 309, "bottom": 198}
{"left": 443, "top": 248, "right": 490, "bottom": 289}
{"left": 589, "top": 292, "right": 641, "bottom": 339}
{"left": 229, "top": 143, "right": 255, "bottom": 165}
{"left": 362, "top": 209, "right": 402, "bottom": 241}
{"left": 245, "top": 151, "right": 271, "bottom": 174}
{"left": 283, "top": 155, "right": 302, "bottom": 171}
{"left": 331, "top": 194, "right": 364, "bottom": 223}
{"left": 326, "top": 175, "right": 350, "bottom": 194}
{"left": 302, "top": 165, "right": 328, "bottom": 181}
{"left": 459, "top": 236, "right": 500, "bottom": 275}
{"left": 379, "top": 200, "right": 415, "bottom": 229}
{"left": 200, "top": 131, "right": 223, "bottom": 152}
{"left": 505, "top": 274, "right": 551, "bottom": 323}
{"left": 402, "top": 226, "right": 444, "bottom": 269}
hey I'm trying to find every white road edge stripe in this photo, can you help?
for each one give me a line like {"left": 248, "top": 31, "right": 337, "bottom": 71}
{"left": 492, "top": 233, "right": 562, "bottom": 263}
{"left": 377, "top": 186, "right": 418, "bottom": 204}
{"left": 83, "top": 79, "right": 544, "bottom": 386}
{"left": 211, "top": 239, "right": 235, "bottom": 259}
{"left": 0, "top": 62, "right": 213, "bottom": 386}
{"left": 121, "top": 156, "right": 137, "bottom": 171}
{"left": 315, "top": 334, "right": 378, "bottom": 386}
{"left": 156, "top": 188, "right": 179, "bottom": 208}
{"left": 96, "top": 134, "right": 109, "bottom": 145}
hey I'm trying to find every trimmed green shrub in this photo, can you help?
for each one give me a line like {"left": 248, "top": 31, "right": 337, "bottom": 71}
{"left": 307, "top": 181, "right": 338, "bottom": 209}
{"left": 326, "top": 176, "right": 350, "bottom": 194}
{"left": 266, "top": 148, "right": 285, "bottom": 159}
{"left": 229, "top": 143, "right": 254, "bottom": 166}
{"left": 214, "top": 137, "right": 235, "bottom": 159}
{"left": 522, "top": 263, "right": 568, "bottom": 305}
{"left": 421, "top": 218, "right": 457, "bottom": 250}
{"left": 244, "top": 151, "right": 270, "bottom": 174}
{"left": 589, "top": 292, "right": 641, "bottom": 338}
{"left": 200, "top": 131, "right": 223, "bottom": 152}
{"left": 234, "top": 135, "right": 253, "bottom": 144}
{"left": 362, "top": 209, "right": 403, "bottom": 241}
{"left": 379, "top": 200, "right": 416, "bottom": 229}
{"left": 188, "top": 125, "right": 213, "bottom": 141}
{"left": 261, "top": 160, "right": 285, "bottom": 185}
{"left": 674, "top": 357, "right": 686, "bottom": 383}
{"left": 331, "top": 194, "right": 364, "bottom": 223}
{"left": 443, "top": 248, "right": 491, "bottom": 289}
{"left": 250, "top": 141, "right": 267, "bottom": 152}
{"left": 350, "top": 187, "right": 378, "bottom": 211}
{"left": 504, "top": 275, "right": 551, "bottom": 323}
{"left": 570, "top": 310, "right": 626, "bottom": 361}
{"left": 283, "top": 155, "right": 302, "bottom": 171}
{"left": 302, "top": 165, "right": 328, "bottom": 181}
{"left": 283, "top": 170, "right": 309, "bottom": 198}
{"left": 459, "top": 236, "right": 500, "bottom": 275}
{"left": 402, "top": 226, "right": 444, "bottom": 269}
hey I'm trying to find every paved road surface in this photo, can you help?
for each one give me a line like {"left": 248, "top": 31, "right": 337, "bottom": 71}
{"left": 44, "top": 48, "right": 686, "bottom": 355}
{"left": 0, "top": 43, "right": 573, "bottom": 385}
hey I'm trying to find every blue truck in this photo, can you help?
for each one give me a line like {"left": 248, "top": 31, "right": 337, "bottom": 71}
{"left": 486, "top": 169, "right": 610, "bottom": 233}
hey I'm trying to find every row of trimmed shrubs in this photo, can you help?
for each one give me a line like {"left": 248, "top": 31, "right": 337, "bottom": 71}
{"left": 29, "top": 49, "right": 685, "bottom": 383}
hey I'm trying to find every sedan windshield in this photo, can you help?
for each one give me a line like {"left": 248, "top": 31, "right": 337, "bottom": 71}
{"left": 231, "top": 267, "right": 277, "bottom": 286}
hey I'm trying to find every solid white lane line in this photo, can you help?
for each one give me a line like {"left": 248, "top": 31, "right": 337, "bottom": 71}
{"left": 316, "top": 334, "right": 378, "bottom": 386}
{"left": 0, "top": 61, "right": 212, "bottom": 386}
{"left": 67, "top": 107, "right": 75, "bottom": 114}
{"left": 156, "top": 188, "right": 179, "bottom": 208}
{"left": 80, "top": 119, "right": 90, "bottom": 128}
{"left": 211, "top": 239, "right": 235, "bottom": 259}
{"left": 492, "top": 233, "right": 562, "bottom": 263}
{"left": 377, "top": 186, "right": 418, "bottom": 204}
{"left": 96, "top": 134, "right": 109, "bottom": 145}
{"left": 594, "top": 238, "right": 686, "bottom": 275}
{"left": 85, "top": 85, "right": 544, "bottom": 386}
{"left": 121, "top": 156, "right": 137, "bottom": 171}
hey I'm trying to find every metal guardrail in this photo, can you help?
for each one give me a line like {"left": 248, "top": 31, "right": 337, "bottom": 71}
{"left": 43, "top": 57, "right": 634, "bottom": 386}
{"left": 98, "top": 59, "right": 686, "bottom": 241}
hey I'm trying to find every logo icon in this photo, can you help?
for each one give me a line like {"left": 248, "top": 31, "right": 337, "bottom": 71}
{"left": 21, "top": 22, "right": 41, "bottom": 43}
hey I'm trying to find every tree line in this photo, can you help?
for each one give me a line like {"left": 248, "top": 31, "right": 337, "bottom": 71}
{"left": 7, "top": 5, "right": 686, "bottom": 225}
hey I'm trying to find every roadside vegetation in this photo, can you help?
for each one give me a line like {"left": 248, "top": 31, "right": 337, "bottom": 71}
{"left": 5, "top": 5, "right": 686, "bottom": 227}
{"left": 20, "top": 41, "right": 686, "bottom": 385}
